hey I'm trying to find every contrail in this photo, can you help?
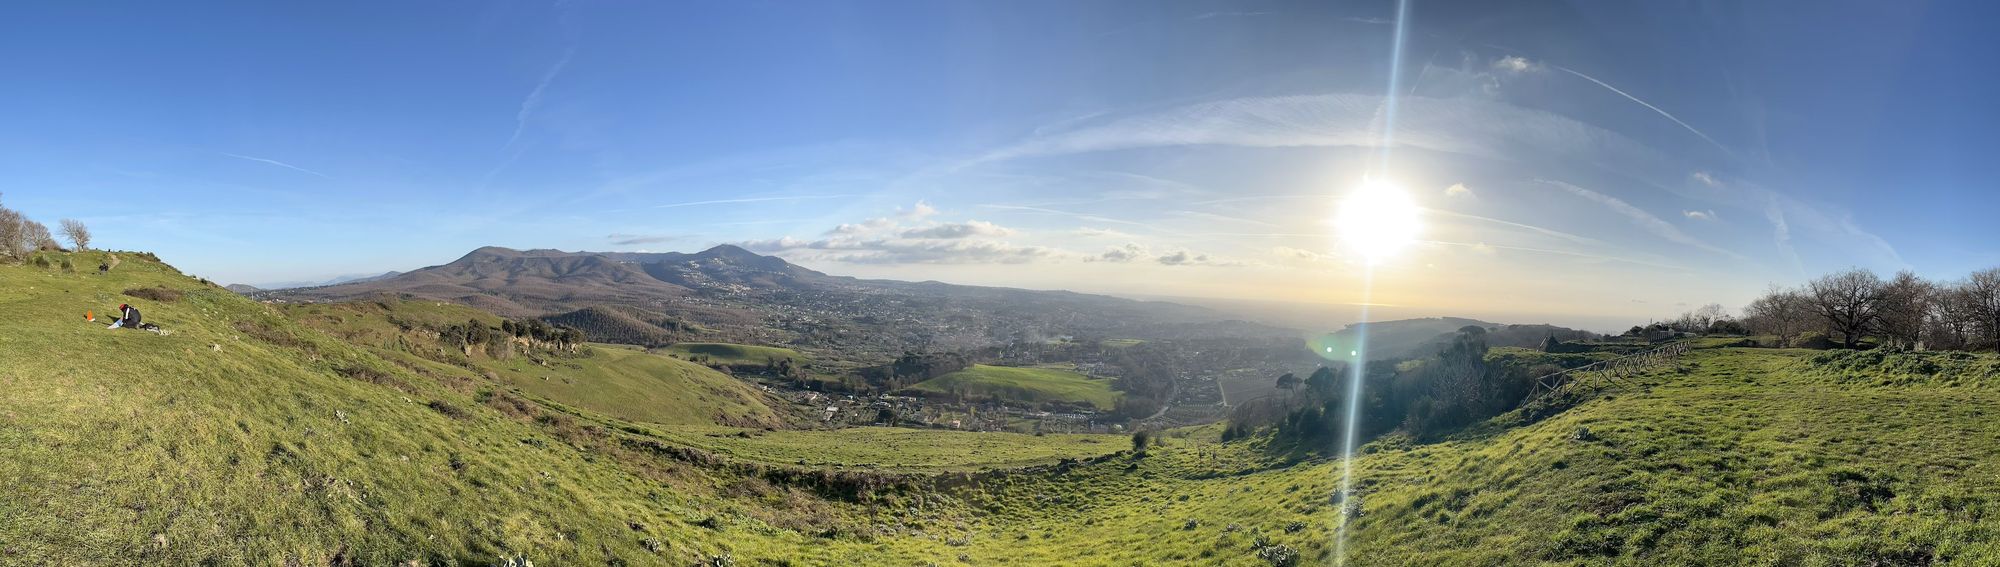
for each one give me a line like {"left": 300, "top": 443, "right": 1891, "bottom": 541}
{"left": 486, "top": 47, "right": 576, "bottom": 183}
{"left": 221, "top": 153, "right": 329, "bottom": 178}
{"left": 1551, "top": 64, "right": 1727, "bottom": 152}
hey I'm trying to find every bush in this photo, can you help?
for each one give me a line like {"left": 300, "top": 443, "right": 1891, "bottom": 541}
{"left": 123, "top": 286, "right": 183, "bottom": 303}
{"left": 1795, "top": 331, "right": 1836, "bottom": 350}
{"left": 1256, "top": 543, "right": 1299, "bottom": 567}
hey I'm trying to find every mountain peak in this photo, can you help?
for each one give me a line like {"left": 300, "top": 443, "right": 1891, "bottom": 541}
{"left": 696, "top": 244, "right": 760, "bottom": 259}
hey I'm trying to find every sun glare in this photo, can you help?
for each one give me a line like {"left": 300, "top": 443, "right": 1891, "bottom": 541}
{"left": 1336, "top": 178, "right": 1422, "bottom": 264}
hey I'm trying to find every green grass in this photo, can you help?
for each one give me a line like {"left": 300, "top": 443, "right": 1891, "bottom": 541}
{"left": 656, "top": 341, "right": 805, "bottom": 365}
{"left": 283, "top": 300, "right": 785, "bottom": 428}
{"left": 907, "top": 364, "right": 1121, "bottom": 409}
{"left": 641, "top": 425, "right": 1124, "bottom": 472}
{"left": 483, "top": 344, "right": 783, "bottom": 428}
{"left": 1100, "top": 338, "right": 1146, "bottom": 348}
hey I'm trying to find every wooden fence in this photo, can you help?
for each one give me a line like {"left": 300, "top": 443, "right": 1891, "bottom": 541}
{"left": 1523, "top": 341, "right": 1690, "bottom": 403}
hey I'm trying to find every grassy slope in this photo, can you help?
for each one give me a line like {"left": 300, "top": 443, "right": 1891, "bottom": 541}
{"left": 642, "top": 425, "right": 1124, "bottom": 472}
{"left": 284, "top": 300, "right": 783, "bottom": 428}
{"left": 657, "top": 342, "right": 805, "bottom": 365}
{"left": 483, "top": 344, "right": 782, "bottom": 428}
{"left": 1342, "top": 347, "right": 2000, "bottom": 564}
{"left": 0, "top": 255, "right": 972, "bottom": 564}
{"left": 908, "top": 364, "right": 1121, "bottom": 410}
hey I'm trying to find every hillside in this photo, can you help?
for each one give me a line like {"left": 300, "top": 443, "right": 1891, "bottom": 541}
{"left": 279, "top": 298, "right": 783, "bottom": 428}
{"left": 657, "top": 341, "right": 807, "bottom": 366}
{"left": 0, "top": 253, "right": 1144, "bottom": 564}
{"left": 539, "top": 305, "right": 695, "bottom": 347}
{"left": 907, "top": 364, "right": 1122, "bottom": 410}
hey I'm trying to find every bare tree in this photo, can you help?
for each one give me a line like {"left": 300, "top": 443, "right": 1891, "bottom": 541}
{"left": 23, "top": 220, "right": 55, "bottom": 251}
{"left": 1744, "top": 285, "right": 1810, "bottom": 346}
{"left": 1926, "top": 282, "right": 1978, "bottom": 351}
{"left": 0, "top": 200, "right": 24, "bottom": 260}
{"left": 59, "top": 219, "right": 90, "bottom": 251}
{"left": 1968, "top": 268, "right": 2000, "bottom": 350}
{"left": 1806, "top": 269, "right": 1887, "bottom": 349}
{"left": 1877, "top": 270, "right": 1933, "bottom": 349}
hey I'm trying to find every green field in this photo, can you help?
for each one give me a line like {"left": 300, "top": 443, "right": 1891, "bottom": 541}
{"left": 656, "top": 341, "right": 805, "bottom": 365}
{"left": 642, "top": 425, "right": 1123, "bottom": 472}
{"left": 908, "top": 364, "right": 1122, "bottom": 409}
{"left": 483, "top": 344, "right": 782, "bottom": 428}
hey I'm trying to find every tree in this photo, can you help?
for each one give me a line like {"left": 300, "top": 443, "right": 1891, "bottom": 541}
{"left": 22, "top": 221, "right": 56, "bottom": 251}
{"left": 1806, "top": 269, "right": 1888, "bottom": 349}
{"left": 1274, "top": 372, "right": 1301, "bottom": 409}
{"left": 1925, "top": 282, "right": 1979, "bottom": 351}
{"left": 1130, "top": 429, "right": 1153, "bottom": 454}
{"left": 1877, "top": 271, "right": 1933, "bottom": 348}
{"left": 1968, "top": 268, "right": 2000, "bottom": 350}
{"left": 1743, "top": 285, "right": 1810, "bottom": 347}
{"left": 59, "top": 219, "right": 90, "bottom": 251}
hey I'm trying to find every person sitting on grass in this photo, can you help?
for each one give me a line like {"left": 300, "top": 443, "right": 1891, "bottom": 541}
{"left": 106, "top": 303, "right": 141, "bottom": 330}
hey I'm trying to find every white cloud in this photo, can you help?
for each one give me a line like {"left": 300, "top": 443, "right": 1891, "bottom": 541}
{"left": 1272, "top": 246, "right": 1338, "bottom": 263}
{"left": 899, "top": 200, "right": 939, "bottom": 219}
{"left": 1691, "top": 171, "right": 1722, "bottom": 188}
{"left": 898, "top": 220, "right": 1016, "bottom": 239}
{"left": 1155, "top": 249, "right": 1245, "bottom": 267}
{"left": 1492, "top": 56, "right": 1541, "bottom": 74}
{"left": 1444, "top": 183, "right": 1475, "bottom": 199}
{"left": 1073, "top": 227, "right": 1134, "bottom": 238}
{"left": 1094, "top": 243, "right": 1148, "bottom": 263}
{"left": 741, "top": 235, "right": 1058, "bottom": 264}
{"left": 1683, "top": 210, "right": 1717, "bottom": 221}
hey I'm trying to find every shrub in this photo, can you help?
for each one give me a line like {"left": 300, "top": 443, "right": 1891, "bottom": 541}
{"left": 427, "top": 400, "right": 469, "bottom": 420}
{"left": 123, "top": 286, "right": 183, "bottom": 303}
{"left": 1256, "top": 543, "right": 1299, "bottom": 567}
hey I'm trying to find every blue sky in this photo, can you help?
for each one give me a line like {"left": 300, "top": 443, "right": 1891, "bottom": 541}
{"left": 4, "top": 1, "right": 1996, "bottom": 330}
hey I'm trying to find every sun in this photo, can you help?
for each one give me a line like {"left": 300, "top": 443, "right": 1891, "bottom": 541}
{"left": 1336, "top": 178, "right": 1421, "bottom": 264}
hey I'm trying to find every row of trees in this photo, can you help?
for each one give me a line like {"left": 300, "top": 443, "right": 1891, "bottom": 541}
{"left": 1742, "top": 267, "right": 2000, "bottom": 350}
{"left": 0, "top": 194, "right": 91, "bottom": 260}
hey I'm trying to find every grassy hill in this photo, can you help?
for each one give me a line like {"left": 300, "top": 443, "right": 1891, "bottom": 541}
{"left": 907, "top": 364, "right": 1121, "bottom": 410}
{"left": 282, "top": 299, "right": 783, "bottom": 428}
{"left": 657, "top": 341, "right": 806, "bottom": 366}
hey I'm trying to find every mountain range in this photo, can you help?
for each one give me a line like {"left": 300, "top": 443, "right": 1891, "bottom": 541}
{"left": 251, "top": 245, "right": 1292, "bottom": 359}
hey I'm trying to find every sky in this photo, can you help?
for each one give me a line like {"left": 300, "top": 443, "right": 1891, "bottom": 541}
{"left": 4, "top": 0, "right": 1998, "bottom": 332}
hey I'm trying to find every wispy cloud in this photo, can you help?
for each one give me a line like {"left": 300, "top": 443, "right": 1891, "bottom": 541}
{"left": 652, "top": 194, "right": 854, "bottom": 209}
{"left": 1537, "top": 179, "right": 1742, "bottom": 259}
{"left": 607, "top": 233, "right": 682, "bottom": 246}
{"left": 220, "top": 153, "right": 329, "bottom": 178}
{"left": 1683, "top": 209, "right": 1717, "bottom": 221}
{"left": 1444, "top": 183, "right": 1475, "bottom": 199}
